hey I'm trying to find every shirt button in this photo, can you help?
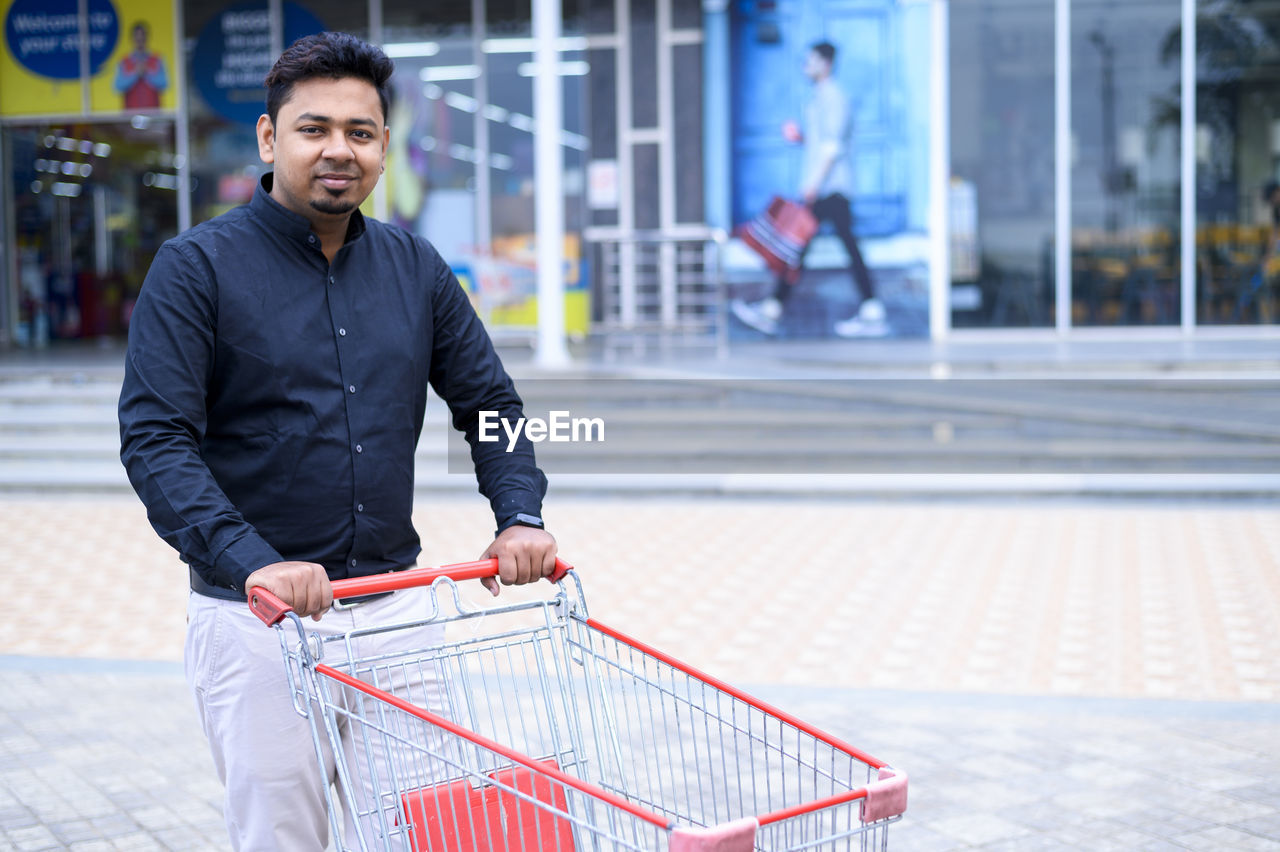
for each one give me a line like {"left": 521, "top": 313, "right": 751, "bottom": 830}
{"left": 339, "top": 328, "right": 347, "bottom": 336}
{"left": 350, "top": 558, "right": 358, "bottom": 568}
{"left": 348, "top": 385, "right": 356, "bottom": 393}
{"left": 308, "top": 235, "right": 315, "bottom": 244}
{"left": 357, "top": 504, "right": 364, "bottom": 512}
{"left": 355, "top": 444, "right": 363, "bottom": 453}
{"left": 329, "top": 275, "right": 336, "bottom": 284}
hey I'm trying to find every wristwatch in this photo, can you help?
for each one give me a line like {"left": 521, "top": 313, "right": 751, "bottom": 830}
{"left": 496, "top": 513, "right": 546, "bottom": 537}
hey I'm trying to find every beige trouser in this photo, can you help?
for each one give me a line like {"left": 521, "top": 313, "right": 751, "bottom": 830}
{"left": 185, "top": 585, "right": 447, "bottom": 851}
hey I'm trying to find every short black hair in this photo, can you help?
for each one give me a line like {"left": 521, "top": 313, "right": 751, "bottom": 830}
{"left": 132, "top": 21, "right": 149, "bottom": 37}
{"left": 264, "top": 32, "right": 394, "bottom": 126}
{"left": 811, "top": 41, "right": 836, "bottom": 64}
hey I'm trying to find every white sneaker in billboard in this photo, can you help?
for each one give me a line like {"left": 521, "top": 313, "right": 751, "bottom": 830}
{"left": 857, "top": 298, "right": 886, "bottom": 323}
{"left": 731, "top": 297, "right": 782, "bottom": 335}
{"left": 833, "top": 317, "right": 889, "bottom": 337}
{"left": 834, "top": 298, "right": 889, "bottom": 337}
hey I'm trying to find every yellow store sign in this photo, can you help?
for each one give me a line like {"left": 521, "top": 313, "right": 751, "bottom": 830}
{"left": 2, "top": 0, "right": 176, "bottom": 117}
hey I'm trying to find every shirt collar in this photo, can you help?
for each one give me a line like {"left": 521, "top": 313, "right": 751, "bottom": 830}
{"left": 250, "top": 173, "right": 368, "bottom": 247}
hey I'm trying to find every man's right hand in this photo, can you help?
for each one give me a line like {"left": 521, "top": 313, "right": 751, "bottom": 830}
{"left": 245, "top": 561, "right": 333, "bottom": 621}
{"left": 782, "top": 120, "right": 803, "bottom": 144}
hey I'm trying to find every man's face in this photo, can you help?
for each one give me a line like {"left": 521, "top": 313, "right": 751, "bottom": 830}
{"left": 133, "top": 27, "right": 147, "bottom": 51}
{"left": 804, "top": 50, "right": 830, "bottom": 81}
{"left": 256, "top": 76, "right": 388, "bottom": 222}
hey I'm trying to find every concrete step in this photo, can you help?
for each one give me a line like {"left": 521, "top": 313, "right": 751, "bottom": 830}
{"left": 5, "top": 416, "right": 1273, "bottom": 463}
{"left": 4, "top": 460, "right": 1279, "bottom": 496}
{"left": 5, "top": 374, "right": 1277, "bottom": 439}
{"left": 0, "top": 371, "right": 1275, "bottom": 491}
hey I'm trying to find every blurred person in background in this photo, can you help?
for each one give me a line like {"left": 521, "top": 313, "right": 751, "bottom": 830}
{"left": 732, "top": 40, "right": 887, "bottom": 338}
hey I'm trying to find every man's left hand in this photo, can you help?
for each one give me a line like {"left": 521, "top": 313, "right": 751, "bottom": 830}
{"left": 480, "top": 525, "right": 558, "bottom": 596}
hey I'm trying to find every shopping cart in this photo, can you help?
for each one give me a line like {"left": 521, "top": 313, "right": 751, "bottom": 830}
{"left": 249, "top": 558, "right": 907, "bottom": 851}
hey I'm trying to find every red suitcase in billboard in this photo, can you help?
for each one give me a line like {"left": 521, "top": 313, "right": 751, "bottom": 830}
{"left": 738, "top": 196, "right": 819, "bottom": 284}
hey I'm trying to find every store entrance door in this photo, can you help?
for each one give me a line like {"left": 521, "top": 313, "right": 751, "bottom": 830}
{"left": 4, "top": 118, "right": 179, "bottom": 347}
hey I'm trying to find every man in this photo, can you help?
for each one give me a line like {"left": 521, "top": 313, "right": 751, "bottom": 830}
{"left": 114, "top": 21, "right": 168, "bottom": 110}
{"left": 732, "top": 41, "right": 887, "bottom": 337}
{"left": 119, "top": 32, "right": 556, "bottom": 849}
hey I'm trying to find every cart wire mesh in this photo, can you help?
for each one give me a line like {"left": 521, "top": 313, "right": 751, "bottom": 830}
{"left": 273, "top": 572, "right": 904, "bottom": 851}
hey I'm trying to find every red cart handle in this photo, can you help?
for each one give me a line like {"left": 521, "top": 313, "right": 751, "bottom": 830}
{"left": 248, "top": 556, "right": 574, "bottom": 627}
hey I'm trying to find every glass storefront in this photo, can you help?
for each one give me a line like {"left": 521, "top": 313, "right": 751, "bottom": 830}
{"left": 4, "top": 120, "right": 178, "bottom": 345}
{"left": 948, "top": 0, "right": 1280, "bottom": 332}
{"left": 4, "top": 0, "right": 1280, "bottom": 349}
{"left": 374, "top": 0, "right": 590, "bottom": 333}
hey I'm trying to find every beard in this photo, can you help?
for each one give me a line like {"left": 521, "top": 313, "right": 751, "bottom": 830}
{"left": 310, "top": 184, "right": 358, "bottom": 215}
{"left": 310, "top": 196, "right": 357, "bottom": 215}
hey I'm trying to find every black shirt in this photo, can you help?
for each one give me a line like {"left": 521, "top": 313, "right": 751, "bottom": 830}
{"left": 119, "top": 176, "right": 546, "bottom": 594}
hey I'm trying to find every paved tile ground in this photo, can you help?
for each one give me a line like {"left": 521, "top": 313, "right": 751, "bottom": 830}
{"left": 2, "top": 664, "right": 1277, "bottom": 851}
{"left": 5, "top": 495, "right": 1279, "bottom": 700}
{"left": 3, "top": 494, "right": 1280, "bottom": 849}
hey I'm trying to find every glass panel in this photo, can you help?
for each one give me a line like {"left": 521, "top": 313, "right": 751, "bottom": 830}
{"left": 6, "top": 120, "right": 178, "bottom": 346}
{"left": 184, "top": 0, "right": 256, "bottom": 226}
{"left": 1071, "top": 0, "right": 1181, "bottom": 326}
{"left": 481, "top": 4, "right": 588, "bottom": 238}
{"left": 381, "top": 1, "right": 588, "bottom": 334}
{"left": 296, "top": 0, "right": 368, "bottom": 37}
{"left": 184, "top": 0, "right": 366, "bottom": 227}
{"left": 382, "top": 0, "right": 475, "bottom": 258}
{"left": 1196, "top": 1, "right": 1280, "bottom": 326}
{"left": 480, "top": 46, "right": 589, "bottom": 334}
{"left": 674, "top": 43, "right": 705, "bottom": 224}
{"left": 949, "top": 0, "right": 1056, "bottom": 328}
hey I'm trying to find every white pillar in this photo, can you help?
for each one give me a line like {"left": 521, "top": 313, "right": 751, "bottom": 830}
{"left": 928, "top": 0, "right": 950, "bottom": 341}
{"left": 1180, "top": 0, "right": 1196, "bottom": 334}
{"left": 1054, "top": 0, "right": 1071, "bottom": 336}
{"left": 533, "top": 0, "right": 571, "bottom": 366}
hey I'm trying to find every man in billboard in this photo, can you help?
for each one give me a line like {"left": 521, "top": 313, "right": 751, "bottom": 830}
{"left": 732, "top": 41, "right": 887, "bottom": 337}
{"left": 115, "top": 21, "right": 168, "bottom": 110}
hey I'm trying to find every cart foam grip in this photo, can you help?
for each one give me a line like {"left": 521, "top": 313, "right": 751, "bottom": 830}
{"left": 668, "top": 817, "right": 759, "bottom": 852}
{"left": 548, "top": 557, "right": 573, "bottom": 583}
{"left": 489, "top": 759, "right": 575, "bottom": 851}
{"left": 399, "top": 778, "right": 501, "bottom": 852}
{"left": 860, "top": 767, "right": 909, "bottom": 823}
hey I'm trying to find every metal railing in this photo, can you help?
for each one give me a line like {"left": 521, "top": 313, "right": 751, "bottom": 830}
{"left": 583, "top": 226, "right": 729, "bottom": 359}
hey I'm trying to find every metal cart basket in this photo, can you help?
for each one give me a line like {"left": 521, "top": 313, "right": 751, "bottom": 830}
{"left": 249, "top": 559, "right": 907, "bottom": 851}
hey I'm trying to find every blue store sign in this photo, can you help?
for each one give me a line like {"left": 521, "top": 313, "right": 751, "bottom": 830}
{"left": 5, "top": 0, "right": 119, "bottom": 79}
{"left": 191, "top": 1, "right": 324, "bottom": 126}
